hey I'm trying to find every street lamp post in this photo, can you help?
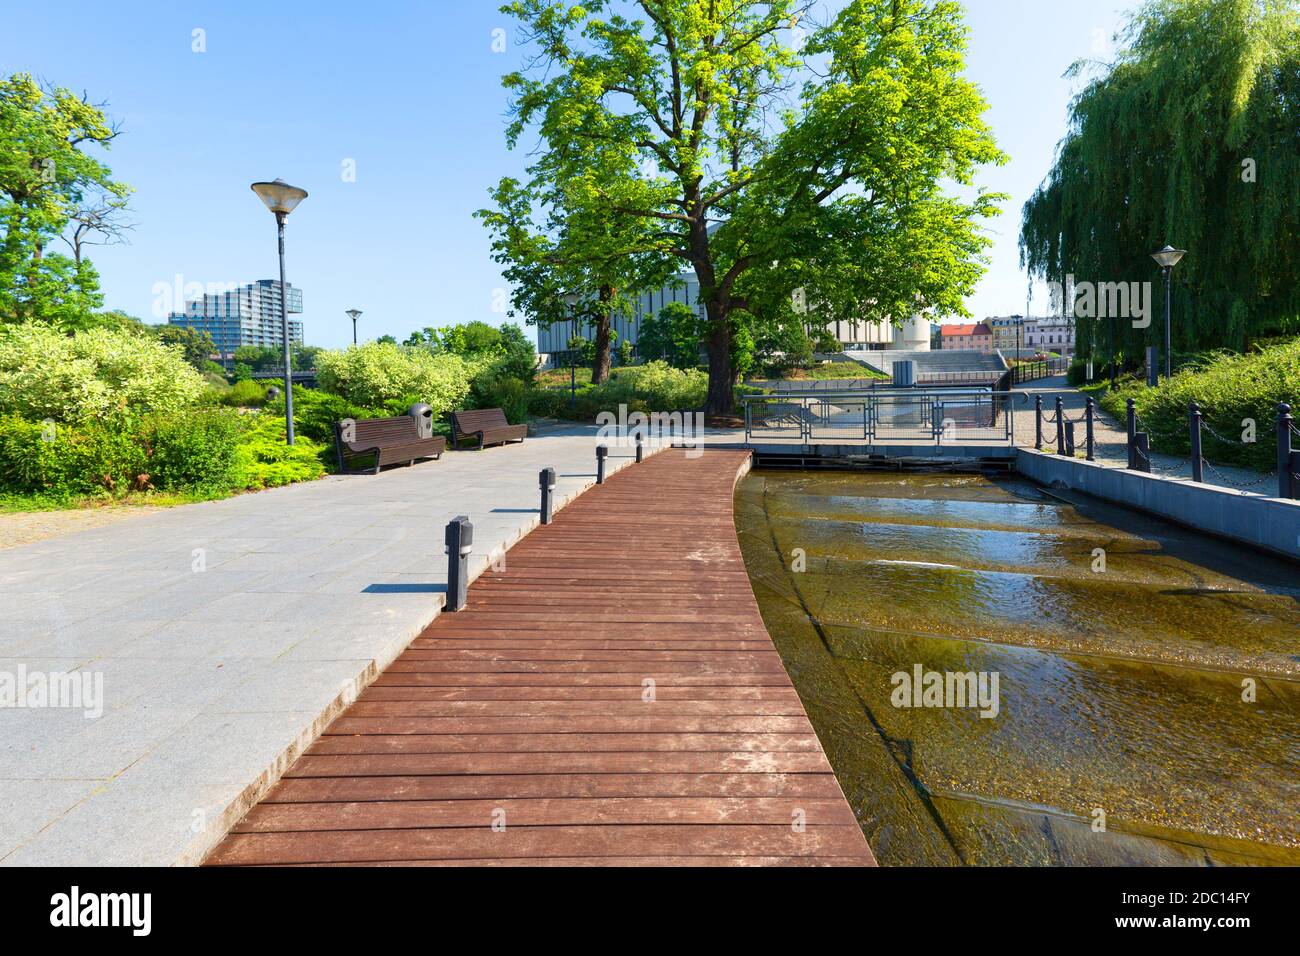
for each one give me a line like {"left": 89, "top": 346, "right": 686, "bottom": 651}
{"left": 251, "top": 178, "right": 309, "bottom": 445}
{"left": 346, "top": 309, "right": 363, "bottom": 345}
{"left": 1150, "top": 245, "right": 1187, "bottom": 382}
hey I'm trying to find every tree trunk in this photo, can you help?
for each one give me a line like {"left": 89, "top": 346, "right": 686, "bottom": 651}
{"left": 703, "top": 300, "right": 734, "bottom": 418}
{"left": 591, "top": 286, "right": 614, "bottom": 385}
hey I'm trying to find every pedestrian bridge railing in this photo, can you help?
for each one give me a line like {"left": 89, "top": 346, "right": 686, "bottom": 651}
{"left": 742, "top": 389, "right": 1021, "bottom": 447}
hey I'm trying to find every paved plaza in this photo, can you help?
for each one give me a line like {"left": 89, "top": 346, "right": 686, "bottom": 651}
{"left": 0, "top": 426, "right": 686, "bottom": 865}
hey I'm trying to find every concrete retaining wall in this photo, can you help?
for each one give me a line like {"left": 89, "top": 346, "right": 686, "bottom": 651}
{"left": 1015, "top": 449, "right": 1300, "bottom": 561}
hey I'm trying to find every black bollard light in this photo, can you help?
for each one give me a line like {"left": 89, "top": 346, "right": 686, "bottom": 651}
{"left": 539, "top": 467, "right": 556, "bottom": 524}
{"left": 596, "top": 444, "right": 608, "bottom": 485}
{"left": 635, "top": 433, "right": 644, "bottom": 463}
{"left": 444, "top": 515, "right": 473, "bottom": 612}
{"left": 1189, "top": 402, "right": 1204, "bottom": 483}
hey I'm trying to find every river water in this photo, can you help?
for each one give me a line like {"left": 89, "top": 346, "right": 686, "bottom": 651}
{"left": 734, "top": 470, "right": 1300, "bottom": 866}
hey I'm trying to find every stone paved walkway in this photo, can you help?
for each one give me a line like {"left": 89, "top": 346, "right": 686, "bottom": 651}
{"left": 0, "top": 426, "right": 712, "bottom": 866}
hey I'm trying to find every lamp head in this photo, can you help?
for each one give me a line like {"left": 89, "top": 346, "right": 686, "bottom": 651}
{"left": 251, "top": 179, "right": 308, "bottom": 217}
{"left": 1151, "top": 245, "right": 1187, "bottom": 270}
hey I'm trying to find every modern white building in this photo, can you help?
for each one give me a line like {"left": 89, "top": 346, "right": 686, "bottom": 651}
{"left": 168, "top": 279, "right": 304, "bottom": 361}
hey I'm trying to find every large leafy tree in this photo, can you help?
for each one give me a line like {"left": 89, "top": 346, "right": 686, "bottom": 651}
{"left": 1021, "top": 0, "right": 1300, "bottom": 364}
{"left": 497, "top": 0, "right": 1004, "bottom": 414}
{"left": 0, "top": 72, "right": 129, "bottom": 327}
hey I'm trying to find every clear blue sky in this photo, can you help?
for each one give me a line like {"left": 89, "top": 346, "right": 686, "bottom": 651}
{"left": 1, "top": 0, "right": 1142, "bottom": 346}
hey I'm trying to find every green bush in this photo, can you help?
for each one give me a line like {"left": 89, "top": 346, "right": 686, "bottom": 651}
{"left": 0, "top": 322, "right": 207, "bottom": 421}
{"left": 1097, "top": 339, "right": 1299, "bottom": 471}
{"left": 587, "top": 361, "right": 708, "bottom": 413}
{"left": 221, "top": 379, "right": 270, "bottom": 408}
{"left": 0, "top": 410, "right": 248, "bottom": 498}
{"left": 0, "top": 415, "right": 145, "bottom": 497}
{"left": 233, "top": 416, "right": 329, "bottom": 489}
{"left": 316, "top": 342, "right": 476, "bottom": 416}
{"left": 471, "top": 372, "right": 530, "bottom": 424}
{"left": 145, "top": 410, "right": 243, "bottom": 491}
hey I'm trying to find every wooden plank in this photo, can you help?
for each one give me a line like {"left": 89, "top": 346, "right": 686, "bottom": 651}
{"left": 205, "top": 449, "right": 875, "bottom": 867}
{"left": 261, "top": 773, "right": 847, "bottom": 804}
{"left": 234, "top": 797, "right": 859, "bottom": 832}
{"left": 206, "top": 824, "right": 872, "bottom": 866}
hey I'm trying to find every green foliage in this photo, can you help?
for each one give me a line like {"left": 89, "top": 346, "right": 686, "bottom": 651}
{"left": 221, "top": 379, "right": 270, "bottom": 408}
{"left": 1021, "top": 0, "right": 1300, "bottom": 359}
{"left": 783, "top": 361, "right": 889, "bottom": 382}
{"left": 0, "top": 415, "right": 143, "bottom": 497}
{"left": 231, "top": 415, "right": 328, "bottom": 489}
{"left": 0, "top": 409, "right": 248, "bottom": 498}
{"left": 0, "top": 321, "right": 207, "bottom": 421}
{"left": 403, "top": 321, "right": 537, "bottom": 382}
{"left": 1097, "top": 338, "right": 1300, "bottom": 470}
{"left": 144, "top": 410, "right": 243, "bottom": 491}
{"left": 616, "top": 339, "right": 635, "bottom": 366}
{"left": 586, "top": 361, "right": 709, "bottom": 414}
{"left": 263, "top": 386, "right": 393, "bottom": 445}
{"left": 315, "top": 341, "right": 476, "bottom": 416}
{"left": 0, "top": 72, "right": 130, "bottom": 328}
{"left": 471, "top": 372, "right": 531, "bottom": 425}
{"left": 637, "top": 302, "right": 703, "bottom": 370}
{"left": 155, "top": 325, "right": 216, "bottom": 370}
{"left": 495, "top": 0, "right": 1005, "bottom": 413}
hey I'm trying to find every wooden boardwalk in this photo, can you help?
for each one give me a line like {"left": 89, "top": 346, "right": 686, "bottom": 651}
{"left": 206, "top": 448, "right": 875, "bottom": 866}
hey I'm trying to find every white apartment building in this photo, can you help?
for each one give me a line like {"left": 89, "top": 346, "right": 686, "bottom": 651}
{"left": 168, "top": 279, "right": 304, "bottom": 361}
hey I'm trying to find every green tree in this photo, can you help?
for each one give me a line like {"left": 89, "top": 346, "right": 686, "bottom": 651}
{"left": 0, "top": 72, "right": 129, "bottom": 327}
{"left": 1021, "top": 0, "right": 1300, "bottom": 363}
{"left": 156, "top": 325, "right": 217, "bottom": 370}
{"left": 479, "top": 170, "right": 675, "bottom": 385}
{"left": 638, "top": 301, "right": 702, "bottom": 369}
{"left": 497, "top": 0, "right": 1003, "bottom": 414}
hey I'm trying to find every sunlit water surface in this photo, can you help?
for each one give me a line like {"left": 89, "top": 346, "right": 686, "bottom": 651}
{"left": 735, "top": 470, "right": 1300, "bottom": 866}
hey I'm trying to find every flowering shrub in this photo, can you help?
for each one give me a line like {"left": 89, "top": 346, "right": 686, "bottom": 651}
{"left": 316, "top": 342, "right": 476, "bottom": 417}
{"left": 0, "top": 322, "right": 207, "bottom": 421}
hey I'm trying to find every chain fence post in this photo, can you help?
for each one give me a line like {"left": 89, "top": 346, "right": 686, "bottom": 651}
{"left": 1279, "top": 404, "right": 1294, "bottom": 500}
{"left": 1055, "top": 396, "right": 1066, "bottom": 455}
{"left": 1189, "top": 402, "right": 1203, "bottom": 484}
{"left": 1085, "top": 398, "right": 1096, "bottom": 461}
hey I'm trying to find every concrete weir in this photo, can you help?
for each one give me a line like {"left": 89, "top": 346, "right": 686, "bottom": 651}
{"left": 1015, "top": 448, "right": 1300, "bottom": 562}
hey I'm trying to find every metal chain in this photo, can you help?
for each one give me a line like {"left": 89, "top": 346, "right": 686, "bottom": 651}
{"left": 1200, "top": 420, "right": 1246, "bottom": 446}
{"left": 1201, "top": 457, "right": 1278, "bottom": 490}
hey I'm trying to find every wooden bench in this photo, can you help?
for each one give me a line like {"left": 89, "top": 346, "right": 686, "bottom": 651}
{"left": 450, "top": 408, "right": 528, "bottom": 450}
{"left": 334, "top": 416, "right": 446, "bottom": 474}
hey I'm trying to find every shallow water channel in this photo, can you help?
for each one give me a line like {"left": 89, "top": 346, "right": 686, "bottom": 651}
{"left": 735, "top": 470, "right": 1300, "bottom": 866}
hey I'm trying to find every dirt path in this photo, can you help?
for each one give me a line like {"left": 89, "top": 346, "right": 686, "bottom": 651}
{"left": 0, "top": 506, "right": 165, "bottom": 550}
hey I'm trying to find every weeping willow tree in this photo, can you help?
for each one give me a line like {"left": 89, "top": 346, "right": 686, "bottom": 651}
{"left": 1021, "top": 0, "right": 1300, "bottom": 367}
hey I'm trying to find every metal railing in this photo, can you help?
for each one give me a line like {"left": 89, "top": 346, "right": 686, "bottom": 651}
{"left": 1010, "top": 358, "right": 1069, "bottom": 385}
{"left": 743, "top": 389, "right": 1019, "bottom": 446}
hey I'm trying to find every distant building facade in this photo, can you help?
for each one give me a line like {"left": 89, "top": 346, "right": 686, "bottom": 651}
{"left": 168, "top": 279, "right": 304, "bottom": 361}
{"left": 1024, "top": 316, "right": 1076, "bottom": 358}
{"left": 940, "top": 322, "right": 994, "bottom": 352}
{"left": 536, "top": 270, "right": 931, "bottom": 360}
